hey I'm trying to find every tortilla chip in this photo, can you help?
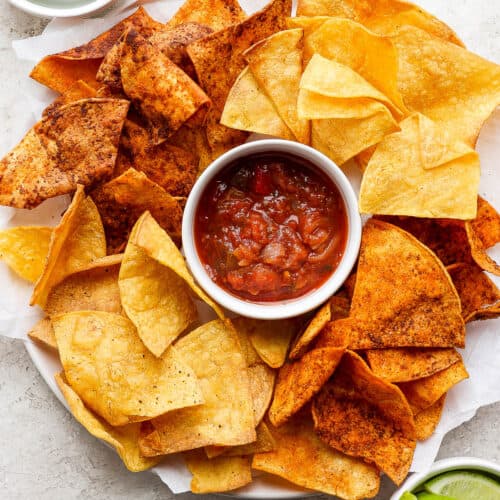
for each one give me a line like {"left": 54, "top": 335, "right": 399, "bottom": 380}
{"left": 414, "top": 395, "right": 446, "bottom": 441}
{"left": 27, "top": 318, "right": 57, "bottom": 350}
{"left": 366, "top": 348, "right": 462, "bottom": 383}
{"left": 221, "top": 66, "right": 295, "bottom": 140}
{"left": 244, "top": 29, "right": 310, "bottom": 143}
{"left": 31, "top": 186, "right": 106, "bottom": 308}
{"left": 0, "top": 226, "right": 52, "bottom": 282}
{"left": 45, "top": 254, "right": 123, "bottom": 316}
{"left": 130, "top": 211, "right": 224, "bottom": 319}
{"left": 30, "top": 7, "right": 160, "bottom": 93}
{"left": 139, "top": 320, "right": 256, "bottom": 455}
{"left": 120, "top": 29, "right": 211, "bottom": 144}
{"left": 55, "top": 373, "right": 161, "bottom": 472}
{"left": 53, "top": 311, "right": 203, "bottom": 426}
{"left": 42, "top": 80, "right": 97, "bottom": 118}
{"left": 253, "top": 413, "right": 380, "bottom": 498}
{"left": 398, "top": 360, "right": 469, "bottom": 413}
{"left": 269, "top": 347, "right": 345, "bottom": 427}
{"left": 359, "top": 113, "right": 480, "bottom": 219}
{"left": 185, "top": 449, "right": 252, "bottom": 494}
{"left": 296, "top": 0, "right": 464, "bottom": 46}
{"left": 324, "top": 219, "right": 465, "bottom": 349}
{"left": 312, "top": 351, "right": 415, "bottom": 485}
{"left": 448, "top": 263, "right": 500, "bottom": 322}
{"left": 392, "top": 25, "right": 500, "bottom": 146}
{"left": 119, "top": 235, "right": 197, "bottom": 357}
{"left": 90, "top": 168, "right": 183, "bottom": 254}
{"left": 0, "top": 98, "right": 129, "bottom": 209}
{"left": 168, "top": 0, "right": 246, "bottom": 31}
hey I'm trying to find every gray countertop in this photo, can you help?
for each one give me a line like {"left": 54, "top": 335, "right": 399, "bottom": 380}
{"left": 0, "top": 0, "right": 499, "bottom": 498}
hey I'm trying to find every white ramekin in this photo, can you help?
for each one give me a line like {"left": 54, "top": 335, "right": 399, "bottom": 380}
{"left": 8, "top": 0, "right": 115, "bottom": 18}
{"left": 391, "top": 457, "right": 500, "bottom": 499}
{"left": 182, "top": 139, "right": 361, "bottom": 320}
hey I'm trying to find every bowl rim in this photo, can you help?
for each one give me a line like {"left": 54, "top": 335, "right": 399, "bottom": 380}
{"left": 8, "top": 0, "right": 114, "bottom": 18}
{"left": 182, "top": 138, "right": 362, "bottom": 320}
{"left": 390, "top": 457, "right": 500, "bottom": 499}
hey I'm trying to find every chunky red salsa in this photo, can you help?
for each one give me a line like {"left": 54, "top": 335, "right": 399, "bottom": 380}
{"left": 194, "top": 153, "right": 348, "bottom": 302}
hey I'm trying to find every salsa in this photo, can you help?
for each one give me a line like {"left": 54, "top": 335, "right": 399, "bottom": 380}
{"left": 194, "top": 153, "right": 348, "bottom": 302}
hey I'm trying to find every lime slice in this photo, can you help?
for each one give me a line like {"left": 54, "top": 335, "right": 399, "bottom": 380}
{"left": 416, "top": 492, "right": 457, "bottom": 499}
{"left": 424, "top": 470, "right": 500, "bottom": 500}
{"left": 400, "top": 493, "right": 418, "bottom": 500}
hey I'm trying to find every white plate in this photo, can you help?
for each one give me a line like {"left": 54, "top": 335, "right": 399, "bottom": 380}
{"left": 8, "top": 0, "right": 115, "bottom": 18}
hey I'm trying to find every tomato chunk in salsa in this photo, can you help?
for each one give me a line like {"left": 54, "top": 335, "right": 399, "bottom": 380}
{"left": 194, "top": 153, "right": 348, "bottom": 302}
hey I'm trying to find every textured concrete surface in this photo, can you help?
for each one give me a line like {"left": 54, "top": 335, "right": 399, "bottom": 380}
{"left": 0, "top": 0, "right": 499, "bottom": 499}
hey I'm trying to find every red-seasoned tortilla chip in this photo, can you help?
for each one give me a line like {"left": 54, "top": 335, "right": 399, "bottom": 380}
{"left": 414, "top": 395, "right": 446, "bottom": 441}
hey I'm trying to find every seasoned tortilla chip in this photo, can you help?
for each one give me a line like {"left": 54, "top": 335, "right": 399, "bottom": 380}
{"left": 326, "top": 219, "right": 465, "bottom": 349}
{"left": 28, "top": 318, "right": 57, "bottom": 350}
{"left": 392, "top": 25, "right": 500, "bottom": 146}
{"left": 221, "top": 66, "right": 295, "bottom": 140}
{"left": 366, "top": 348, "right": 462, "bottom": 383}
{"left": 312, "top": 351, "right": 415, "bottom": 485}
{"left": 185, "top": 449, "right": 252, "bottom": 494}
{"left": 448, "top": 263, "right": 500, "bottom": 322}
{"left": 120, "top": 29, "right": 210, "bottom": 144}
{"left": 55, "top": 373, "right": 161, "bottom": 472}
{"left": 296, "top": 0, "right": 463, "bottom": 45}
{"left": 398, "top": 360, "right": 469, "bottom": 413}
{"left": 0, "top": 98, "right": 129, "bottom": 209}
{"left": 53, "top": 311, "right": 203, "bottom": 426}
{"left": 269, "top": 347, "right": 345, "bottom": 427}
{"left": 119, "top": 236, "right": 197, "bottom": 357}
{"left": 45, "top": 254, "right": 123, "bottom": 316}
{"left": 244, "top": 29, "right": 310, "bottom": 143}
{"left": 130, "top": 212, "right": 224, "bottom": 319}
{"left": 414, "top": 395, "right": 446, "bottom": 441}
{"left": 253, "top": 414, "right": 381, "bottom": 498}
{"left": 0, "top": 226, "right": 52, "bottom": 282}
{"left": 31, "top": 186, "right": 106, "bottom": 308}
{"left": 168, "top": 0, "right": 246, "bottom": 31}
{"left": 91, "top": 168, "right": 183, "bottom": 254}
{"left": 359, "top": 114, "right": 480, "bottom": 219}
{"left": 139, "top": 320, "right": 256, "bottom": 455}
{"left": 42, "top": 80, "right": 97, "bottom": 118}
{"left": 30, "top": 7, "right": 160, "bottom": 93}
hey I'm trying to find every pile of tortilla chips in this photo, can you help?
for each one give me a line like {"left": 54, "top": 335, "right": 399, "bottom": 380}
{"left": 1, "top": 0, "right": 500, "bottom": 498}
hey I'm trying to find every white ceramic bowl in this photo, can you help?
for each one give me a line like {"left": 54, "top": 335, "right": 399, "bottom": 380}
{"left": 182, "top": 139, "right": 362, "bottom": 320}
{"left": 391, "top": 457, "right": 500, "bottom": 499}
{"left": 8, "top": 0, "right": 115, "bottom": 18}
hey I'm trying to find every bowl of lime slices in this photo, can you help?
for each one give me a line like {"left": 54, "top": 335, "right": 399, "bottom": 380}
{"left": 391, "top": 457, "right": 500, "bottom": 500}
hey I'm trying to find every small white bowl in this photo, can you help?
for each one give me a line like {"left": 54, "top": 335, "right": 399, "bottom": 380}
{"left": 8, "top": 0, "right": 115, "bottom": 18}
{"left": 391, "top": 457, "right": 500, "bottom": 499}
{"left": 182, "top": 139, "right": 361, "bottom": 320}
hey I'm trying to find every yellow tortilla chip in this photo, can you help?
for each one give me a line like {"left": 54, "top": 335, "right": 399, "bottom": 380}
{"left": 359, "top": 114, "right": 480, "bottom": 219}
{"left": 167, "top": 0, "right": 246, "bottom": 31}
{"left": 296, "top": 0, "right": 464, "bottom": 45}
{"left": 0, "top": 226, "right": 52, "bottom": 282}
{"left": 42, "top": 80, "right": 97, "bottom": 118}
{"left": 91, "top": 168, "right": 183, "bottom": 254}
{"left": 53, "top": 311, "right": 203, "bottom": 426}
{"left": 0, "top": 98, "right": 129, "bottom": 209}
{"left": 253, "top": 414, "right": 380, "bottom": 498}
{"left": 119, "top": 236, "right": 197, "bottom": 357}
{"left": 448, "top": 263, "right": 500, "bottom": 322}
{"left": 312, "top": 350, "right": 415, "bottom": 485}
{"left": 398, "top": 360, "right": 469, "bottom": 413}
{"left": 244, "top": 29, "right": 310, "bottom": 143}
{"left": 139, "top": 320, "right": 256, "bottom": 455}
{"left": 45, "top": 254, "right": 123, "bottom": 316}
{"left": 27, "top": 318, "right": 57, "bottom": 350}
{"left": 269, "top": 347, "right": 345, "bottom": 427}
{"left": 185, "top": 449, "right": 252, "bottom": 494}
{"left": 55, "top": 373, "right": 161, "bottom": 472}
{"left": 221, "top": 66, "right": 295, "bottom": 140}
{"left": 393, "top": 25, "right": 500, "bottom": 146}
{"left": 414, "top": 395, "right": 446, "bottom": 441}
{"left": 31, "top": 186, "right": 106, "bottom": 308}
{"left": 366, "top": 348, "right": 462, "bottom": 383}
